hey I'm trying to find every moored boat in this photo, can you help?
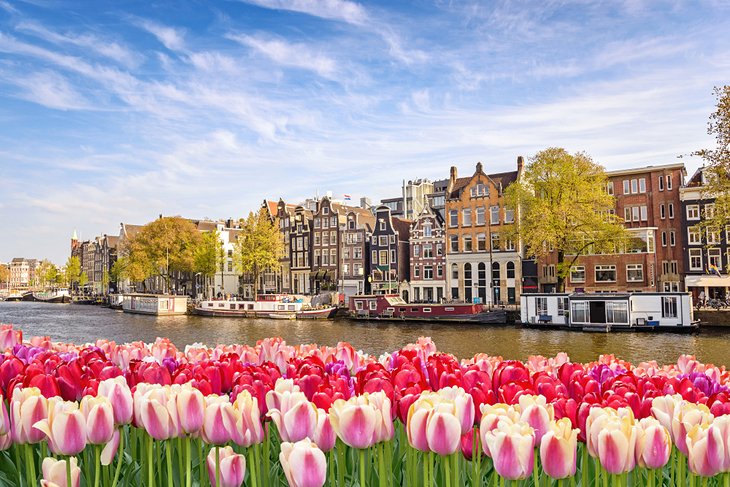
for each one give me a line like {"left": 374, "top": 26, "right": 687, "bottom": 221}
{"left": 122, "top": 294, "right": 189, "bottom": 316}
{"left": 3, "top": 292, "right": 24, "bottom": 302}
{"left": 268, "top": 313, "right": 296, "bottom": 320}
{"left": 194, "top": 294, "right": 337, "bottom": 319}
{"left": 348, "top": 294, "right": 508, "bottom": 324}
{"left": 33, "top": 288, "right": 71, "bottom": 304}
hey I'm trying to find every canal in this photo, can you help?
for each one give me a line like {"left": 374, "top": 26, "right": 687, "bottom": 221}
{"left": 1, "top": 302, "right": 728, "bottom": 365}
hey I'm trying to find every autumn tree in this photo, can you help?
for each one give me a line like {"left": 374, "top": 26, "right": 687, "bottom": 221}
{"left": 193, "top": 230, "right": 224, "bottom": 298}
{"left": 79, "top": 271, "right": 89, "bottom": 290}
{"left": 692, "top": 86, "right": 730, "bottom": 232}
{"left": 35, "top": 259, "right": 59, "bottom": 289}
{"left": 65, "top": 256, "right": 81, "bottom": 290}
{"left": 124, "top": 216, "right": 202, "bottom": 293}
{"left": 234, "top": 208, "right": 283, "bottom": 296}
{"left": 505, "top": 147, "right": 629, "bottom": 292}
{"left": 0, "top": 264, "right": 8, "bottom": 285}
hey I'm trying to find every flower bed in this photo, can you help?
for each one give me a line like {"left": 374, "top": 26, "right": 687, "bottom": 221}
{"left": 0, "top": 324, "right": 729, "bottom": 486}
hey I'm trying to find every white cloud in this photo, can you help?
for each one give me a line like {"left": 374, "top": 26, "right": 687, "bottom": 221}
{"left": 8, "top": 70, "right": 90, "bottom": 110}
{"left": 237, "top": 0, "right": 368, "bottom": 25}
{"left": 135, "top": 19, "right": 186, "bottom": 51}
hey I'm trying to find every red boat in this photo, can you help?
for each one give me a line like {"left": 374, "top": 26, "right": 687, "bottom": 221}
{"left": 348, "top": 294, "right": 507, "bottom": 324}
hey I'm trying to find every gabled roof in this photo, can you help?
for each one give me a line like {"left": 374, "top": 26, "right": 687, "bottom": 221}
{"left": 392, "top": 217, "right": 412, "bottom": 241}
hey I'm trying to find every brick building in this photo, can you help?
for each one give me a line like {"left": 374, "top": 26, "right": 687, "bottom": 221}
{"left": 368, "top": 205, "right": 411, "bottom": 296}
{"left": 289, "top": 205, "right": 313, "bottom": 295}
{"left": 409, "top": 205, "right": 446, "bottom": 303}
{"left": 340, "top": 208, "right": 375, "bottom": 297}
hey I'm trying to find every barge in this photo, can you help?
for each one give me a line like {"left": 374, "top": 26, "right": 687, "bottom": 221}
{"left": 348, "top": 294, "right": 508, "bottom": 324}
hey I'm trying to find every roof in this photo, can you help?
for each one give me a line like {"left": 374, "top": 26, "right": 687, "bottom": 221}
{"left": 606, "top": 163, "right": 686, "bottom": 177}
{"left": 448, "top": 170, "right": 519, "bottom": 199}
{"left": 105, "top": 236, "right": 119, "bottom": 248}
{"left": 119, "top": 223, "right": 143, "bottom": 241}
{"left": 686, "top": 167, "right": 704, "bottom": 187}
{"left": 392, "top": 217, "right": 412, "bottom": 241}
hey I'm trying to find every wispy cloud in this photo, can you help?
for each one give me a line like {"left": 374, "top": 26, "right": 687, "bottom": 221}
{"left": 134, "top": 19, "right": 186, "bottom": 51}
{"left": 237, "top": 0, "right": 368, "bottom": 26}
{"left": 4, "top": 70, "right": 91, "bottom": 110}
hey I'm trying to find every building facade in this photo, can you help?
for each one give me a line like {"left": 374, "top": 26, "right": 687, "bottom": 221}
{"left": 680, "top": 167, "right": 730, "bottom": 301}
{"left": 368, "top": 205, "right": 411, "bottom": 296}
{"left": 311, "top": 197, "right": 341, "bottom": 293}
{"left": 445, "top": 160, "right": 523, "bottom": 305}
{"left": 409, "top": 206, "right": 446, "bottom": 302}
{"left": 340, "top": 208, "right": 374, "bottom": 297}
{"left": 9, "top": 258, "right": 38, "bottom": 290}
{"left": 289, "top": 206, "right": 313, "bottom": 295}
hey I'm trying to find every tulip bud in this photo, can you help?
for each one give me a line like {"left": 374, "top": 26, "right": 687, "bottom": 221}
{"left": 80, "top": 395, "right": 115, "bottom": 445}
{"left": 40, "top": 457, "right": 81, "bottom": 487}
{"left": 596, "top": 412, "right": 639, "bottom": 475}
{"left": 313, "top": 408, "right": 336, "bottom": 452}
{"left": 33, "top": 398, "right": 87, "bottom": 456}
{"left": 176, "top": 386, "right": 205, "bottom": 435}
{"left": 636, "top": 417, "right": 671, "bottom": 470}
{"left": 540, "top": 418, "right": 578, "bottom": 479}
{"left": 202, "top": 395, "right": 238, "bottom": 446}
{"left": 329, "top": 394, "right": 379, "bottom": 449}
{"left": 484, "top": 420, "right": 535, "bottom": 480}
{"left": 206, "top": 446, "right": 247, "bottom": 487}
{"left": 267, "top": 391, "right": 317, "bottom": 442}
{"left": 97, "top": 376, "right": 133, "bottom": 425}
{"left": 671, "top": 402, "right": 713, "bottom": 457}
{"left": 685, "top": 422, "right": 724, "bottom": 477}
{"left": 10, "top": 387, "right": 49, "bottom": 444}
{"left": 233, "top": 390, "right": 264, "bottom": 447}
{"left": 280, "top": 439, "right": 327, "bottom": 487}
{"left": 519, "top": 395, "right": 554, "bottom": 446}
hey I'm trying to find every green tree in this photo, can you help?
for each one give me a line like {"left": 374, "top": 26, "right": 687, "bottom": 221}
{"left": 65, "top": 256, "right": 81, "bottom": 289}
{"left": 36, "top": 259, "right": 57, "bottom": 289}
{"left": 125, "top": 216, "right": 202, "bottom": 293}
{"left": 234, "top": 208, "right": 283, "bottom": 296}
{"left": 79, "top": 271, "right": 89, "bottom": 290}
{"left": 101, "top": 269, "right": 110, "bottom": 294}
{"left": 505, "top": 147, "right": 629, "bottom": 292}
{"left": 0, "top": 264, "right": 8, "bottom": 285}
{"left": 691, "top": 86, "right": 730, "bottom": 235}
{"left": 193, "top": 230, "right": 224, "bottom": 298}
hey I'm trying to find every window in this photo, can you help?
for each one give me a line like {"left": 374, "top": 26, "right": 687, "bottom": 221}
{"left": 471, "top": 183, "right": 488, "bottom": 197}
{"left": 640, "top": 206, "right": 647, "bottom": 221}
{"left": 423, "top": 223, "right": 432, "bottom": 237}
{"left": 476, "top": 207, "right": 485, "bottom": 225}
{"left": 477, "top": 234, "right": 486, "bottom": 251}
{"left": 659, "top": 176, "right": 664, "bottom": 191}
{"left": 348, "top": 218, "right": 355, "bottom": 230}
{"left": 330, "top": 230, "right": 337, "bottom": 243}
{"left": 558, "top": 297, "right": 568, "bottom": 315}
{"left": 687, "top": 205, "right": 700, "bottom": 220}
{"left": 379, "top": 220, "right": 385, "bottom": 231}
{"left": 631, "top": 179, "right": 638, "bottom": 194}
{"left": 390, "top": 249, "right": 396, "bottom": 263}
{"left": 437, "top": 265, "right": 443, "bottom": 278}
{"left": 661, "top": 232, "right": 667, "bottom": 247}
{"left": 331, "top": 216, "right": 337, "bottom": 227}
{"left": 506, "top": 261, "right": 515, "bottom": 278}
{"left": 379, "top": 250, "right": 389, "bottom": 265}
{"left": 464, "top": 235, "right": 473, "bottom": 252}
{"left": 490, "top": 206, "right": 500, "bottom": 224}
{"left": 708, "top": 248, "right": 722, "bottom": 269}
{"left": 314, "top": 233, "right": 321, "bottom": 245}
{"left": 353, "top": 263, "right": 361, "bottom": 275}
{"left": 371, "top": 250, "right": 377, "bottom": 264}
{"left": 689, "top": 249, "right": 703, "bottom": 270}
{"left": 536, "top": 297, "right": 548, "bottom": 316}
{"left": 626, "top": 264, "right": 643, "bottom": 282}
{"left": 662, "top": 297, "right": 678, "bottom": 318}
{"left": 378, "top": 235, "right": 387, "bottom": 246}
{"left": 322, "top": 206, "right": 329, "bottom": 215}
{"left": 343, "top": 263, "right": 349, "bottom": 275}
{"left": 623, "top": 180, "right": 630, "bottom": 194}
{"left": 323, "top": 218, "right": 329, "bottom": 229}
{"left": 668, "top": 203, "right": 674, "bottom": 219}
{"left": 571, "top": 301, "right": 589, "bottom": 323}
{"left": 664, "top": 281, "right": 680, "bottom": 292}
{"left": 505, "top": 239, "right": 515, "bottom": 251}
{"left": 708, "top": 228, "right": 721, "bottom": 245}
{"left": 389, "top": 235, "right": 396, "bottom": 244}
{"left": 607, "top": 182, "right": 614, "bottom": 195}
{"left": 436, "top": 244, "right": 443, "bottom": 256}
{"left": 632, "top": 207, "right": 640, "bottom": 222}
{"left": 322, "top": 252, "right": 330, "bottom": 265}
{"left": 624, "top": 207, "right": 631, "bottom": 222}
{"left": 424, "top": 266, "right": 433, "bottom": 279}
{"left": 606, "top": 302, "right": 629, "bottom": 324}
{"left": 369, "top": 300, "right": 377, "bottom": 310}
{"left": 414, "top": 245, "right": 420, "bottom": 257}
{"left": 449, "top": 210, "right": 458, "bottom": 227}
{"left": 451, "top": 263, "right": 458, "bottom": 279}
{"left": 595, "top": 265, "right": 616, "bottom": 282}
{"left": 688, "top": 227, "right": 702, "bottom": 245}
{"left": 423, "top": 244, "right": 433, "bottom": 258}
{"left": 666, "top": 175, "right": 672, "bottom": 190}
{"left": 504, "top": 208, "right": 515, "bottom": 223}
{"left": 705, "top": 204, "right": 716, "bottom": 219}
{"left": 414, "top": 266, "right": 420, "bottom": 278}
{"left": 227, "top": 262, "right": 233, "bottom": 272}
{"left": 570, "top": 266, "right": 586, "bottom": 283}
{"left": 343, "top": 247, "right": 350, "bottom": 259}
{"left": 491, "top": 233, "right": 500, "bottom": 251}
{"left": 462, "top": 209, "right": 472, "bottom": 226}
{"left": 450, "top": 235, "right": 458, "bottom": 252}
{"left": 639, "top": 178, "right": 646, "bottom": 193}
{"left": 314, "top": 249, "right": 321, "bottom": 266}
{"left": 314, "top": 219, "right": 321, "bottom": 229}
{"left": 660, "top": 204, "right": 665, "bottom": 219}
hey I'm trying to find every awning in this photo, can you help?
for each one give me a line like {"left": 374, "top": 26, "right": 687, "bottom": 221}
{"left": 685, "top": 275, "right": 730, "bottom": 288}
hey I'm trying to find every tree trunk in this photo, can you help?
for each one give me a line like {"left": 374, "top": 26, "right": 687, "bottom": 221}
{"left": 556, "top": 250, "right": 565, "bottom": 293}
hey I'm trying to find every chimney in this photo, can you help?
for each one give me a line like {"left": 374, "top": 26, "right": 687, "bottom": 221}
{"left": 476, "top": 161, "right": 483, "bottom": 173}
{"left": 517, "top": 156, "right": 524, "bottom": 174}
{"left": 450, "top": 166, "right": 458, "bottom": 182}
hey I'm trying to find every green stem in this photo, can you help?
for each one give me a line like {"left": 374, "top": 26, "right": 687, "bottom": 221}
{"left": 26, "top": 444, "right": 37, "bottom": 487}
{"left": 198, "top": 439, "right": 205, "bottom": 487}
{"left": 94, "top": 444, "right": 101, "bottom": 487}
{"left": 66, "top": 455, "right": 72, "bottom": 487}
{"left": 602, "top": 467, "right": 608, "bottom": 487}
{"left": 148, "top": 434, "right": 154, "bottom": 487}
{"left": 422, "top": 450, "right": 428, "bottom": 487}
{"left": 594, "top": 458, "right": 600, "bottom": 487}
{"left": 378, "top": 443, "right": 386, "bottom": 487}
{"left": 452, "top": 452, "right": 458, "bottom": 487}
{"left": 111, "top": 428, "right": 125, "bottom": 487}
{"left": 176, "top": 437, "right": 183, "bottom": 487}
{"left": 185, "top": 437, "right": 192, "bottom": 487}
{"left": 725, "top": 472, "right": 730, "bottom": 487}
{"left": 337, "top": 440, "right": 346, "bottom": 487}
{"left": 581, "top": 446, "right": 588, "bottom": 487}
{"left": 533, "top": 448, "right": 539, "bottom": 487}
{"left": 215, "top": 446, "right": 221, "bottom": 487}
{"left": 444, "top": 455, "right": 451, "bottom": 487}
{"left": 166, "top": 440, "right": 173, "bottom": 487}
{"left": 328, "top": 449, "right": 336, "bottom": 487}
{"left": 360, "top": 449, "right": 366, "bottom": 487}
{"left": 248, "top": 446, "right": 258, "bottom": 487}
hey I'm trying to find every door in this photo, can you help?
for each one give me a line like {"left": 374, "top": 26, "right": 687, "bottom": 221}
{"left": 589, "top": 301, "right": 606, "bottom": 323}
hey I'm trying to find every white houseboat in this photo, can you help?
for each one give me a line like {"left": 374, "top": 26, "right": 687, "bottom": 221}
{"left": 122, "top": 294, "right": 189, "bottom": 316}
{"left": 521, "top": 292, "right": 697, "bottom": 332}
{"left": 194, "top": 294, "right": 337, "bottom": 319}
{"left": 33, "top": 288, "right": 71, "bottom": 304}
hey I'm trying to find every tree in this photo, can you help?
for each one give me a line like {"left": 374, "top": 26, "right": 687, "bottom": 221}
{"left": 36, "top": 259, "right": 57, "bottom": 289}
{"left": 234, "top": 208, "right": 283, "bottom": 296}
{"left": 79, "top": 271, "right": 89, "bottom": 290}
{"left": 0, "top": 264, "right": 8, "bottom": 285}
{"left": 124, "top": 216, "right": 202, "bottom": 293}
{"left": 692, "top": 86, "right": 730, "bottom": 233}
{"left": 505, "top": 147, "right": 629, "bottom": 292}
{"left": 193, "top": 230, "right": 224, "bottom": 298}
{"left": 65, "top": 256, "right": 81, "bottom": 290}
{"left": 101, "top": 269, "right": 110, "bottom": 295}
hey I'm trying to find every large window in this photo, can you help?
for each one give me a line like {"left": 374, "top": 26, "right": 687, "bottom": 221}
{"left": 707, "top": 228, "right": 721, "bottom": 245}
{"left": 464, "top": 235, "right": 473, "bottom": 252}
{"left": 623, "top": 180, "right": 630, "bottom": 194}
{"left": 639, "top": 178, "right": 646, "bottom": 193}
{"left": 688, "top": 227, "right": 701, "bottom": 245}
{"left": 477, "top": 234, "right": 486, "bottom": 251}
{"left": 504, "top": 208, "right": 515, "bottom": 223}
{"left": 626, "top": 264, "right": 643, "bottom": 282}
{"left": 606, "top": 302, "right": 629, "bottom": 324}
{"left": 490, "top": 206, "right": 500, "bottom": 224}
{"left": 423, "top": 244, "right": 433, "bottom": 258}
{"left": 462, "top": 209, "right": 472, "bottom": 226}
{"left": 631, "top": 179, "right": 638, "bottom": 194}
{"left": 536, "top": 297, "right": 548, "bottom": 316}
{"left": 451, "top": 263, "right": 458, "bottom": 280}
{"left": 414, "top": 266, "right": 420, "bottom": 278}
{"left": 424, "top": 266, "right": 433, "bottom": 279}
{"left": 708, "top": 248, "right": 722, "bottom": 269}
{"left": 471, "top": 184, "right": 488, "bottom": 197}
{"left": 686, "top": 205, "right": 700, "bottom": 220}
{"left": 476, "top": 207, "right": 485, "bottom": 225}
{"left": 570, "top": 266, "right": 586, "bottom": 283}
{"left": 571, "top": 301, "right": 589, "bottom": 323}
{"left": 662, "top": 296, "right": 678, "bottom": 318}
{"left": 595, "top": 265, "right": 616, "bottom": 282}
{"left": 449, "top": 210, "right": 458, "bottom": 227}
{"left": 689, "top": 249, "right": 703, "bottom": 270}
{"left": 379, "top": 250, "right": 389, "bottom": 266}
{"left": 491, "top": 233, "right": 500, "bottom": 251}
{"left": 449, "top": 235, "right": 458, "bottom": 252}
{"left": 423, "top": 223, "right": 432, "bottom": 237}
{"left": 506, "top": 261, "right": 515, "bottom": 278}
{"left": 413, "top": 245, "right": 420, "bottom": 257}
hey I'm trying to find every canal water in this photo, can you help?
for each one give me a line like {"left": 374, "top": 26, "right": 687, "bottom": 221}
{"left": 1, "top": 302, "right": 728, "bottom": 366}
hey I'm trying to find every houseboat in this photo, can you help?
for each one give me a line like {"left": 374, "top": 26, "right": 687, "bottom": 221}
{"left": 194, "top": 294, "right": 337, "bottom": 319}
{"left": 121, "top": 294, "right": 189, "bottom": 316}
{"left": 520, "top": 292, "right": 698, "bottom": 332}
{"left": 348, "top": 294, "right": 508, "bottom": 324}
{"left": 33, "top": 288, "right": 71, "bottom": 304}
{"left": 3, "top": 291, "right": 24, "bottom": 302}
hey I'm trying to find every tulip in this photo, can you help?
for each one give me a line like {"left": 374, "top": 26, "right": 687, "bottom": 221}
{"left": 407, "top": 392, "right": 438, "bottom": 452}
{"left": 202, "top": 395, "right": 238, "bottom": 445}
{"left": 479, "top": 403, "right": 521, "bottom": 457}
{"left": 33, "top": 397, "right": 87, "bottom": 456}
{"left": 0, "top": 395, "right": 10, "bottom": 437}
{"left": 138, "top": 386, "right": 179, "bottom": 441}
{"left": 540, "top": 418, "right": 578, "bottom": 479}
{"left": 176, "top": 385, "right": 205, "bottom": 435}
{"left": 329, "top": 394, "right": 379, "bottom": 449}
{"left": 426, "top": 402, "right": 462, "bottom": 456}
{"left": 80, "top": 395, "right": 115, "bottom": 445}
{"left": 10, "top": 387, "right": 49, "bottom": 444}
{"left": 233, "top": 389, "right": 265, "bottom": 447}
{"left": 97, "top": 376, "right": 133, "bottom": 425}
{"left": 685, "top": 422, "right": 724, "bottom": 477}
{"left": 0, "top": 324, "right": 22, "bottom": 351}
{"left": 267, "top": 389, "right": 317, "bottom": 442}
{"left": 484, "top": 420, "right": 535, "bottom": 480}
{"left": 650, "top": 394, "right": 682, "bottom": 434}
{"left": 100, "top": 429, "right": 121, "bottom": 466}
{"left": 437, "top": 386, "right": 475, "bottom": 433}
{"left": 635, "top": 417, "right": 671, "bottom": 470}
{"left": 671, "top": 402, "right": 713, "bottom": 457}
{"left": 280, "top": 438, "right": 328, "bottom": 487}
{"left": 313, "top": 408, "right": 337, "bottom": 452}
{"left": 40, "top": 457, "right": 81, "bottom": 487}
{"left": 596, "top": 411, "right": 638, "bottom": 475}
{"left": 518, "top": 394, "right": 554, "bottom": 445}
{"left": 206, "top": 445, "right": 246, "bottom": 487}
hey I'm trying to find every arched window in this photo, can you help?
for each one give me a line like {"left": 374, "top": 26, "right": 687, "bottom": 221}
{"left": 464, "top": 263, "right": 473, "bottom": 302}
{"left": 492, "top": 262, "right": 501, "bottom": 279}
{"left": 506, "top": 261, "right": 515, "bottom": 279}
{"left": 451, "top": 263, "right": 458, "bottom": 280}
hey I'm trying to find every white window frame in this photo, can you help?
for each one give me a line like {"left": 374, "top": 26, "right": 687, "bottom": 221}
{"left": 688, "top": 227, "right": 702, "bottom": 245}
{"left": 595, "top": 265, "right": 617, "bottom": 282}
{"left": 686, "top": 205, "right": 700, "bottom": 220}
{"left": 639, "top": 178, "right": 646, "bottom": 193}
{"left": 626, "top": 264, "right": 644, "bottom": 282}
{"left": 570, "top": 266, "right": 586, "bottom": 283}
{"left": 623, "top": 180, "right": 630, "bottom": 194}
{"left": 689, "top": 249, "right": 703, "bottom": 270}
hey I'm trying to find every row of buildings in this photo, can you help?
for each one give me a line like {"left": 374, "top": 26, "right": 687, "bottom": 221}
{"left": 73, "top": 159, "right": 729, "bottom": 305}
{"left": 2, "top": 258, "right": 40, "bottom": 291}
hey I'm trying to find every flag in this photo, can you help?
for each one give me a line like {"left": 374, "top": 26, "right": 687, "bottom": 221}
{"left": 343, "top": 194, "right": 351, "bottom": 201}
{"left": 710, "top": 263, "right": 722, "bottom": 277}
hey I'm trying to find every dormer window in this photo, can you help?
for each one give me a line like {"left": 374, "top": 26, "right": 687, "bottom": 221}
{"left": 423, "top": 222, "right": 432, "bottom": 237}
{"left": 379, "top": 219, "right": 385, "bottom": 231}
{"left": 322, "top": 207, "right": 329, "bottom": 215}
{"left": 348, "top": 217, "right": 355, "bottom": 230}
{"left": 470, "top": 183, "right": 488, "bottom": 198}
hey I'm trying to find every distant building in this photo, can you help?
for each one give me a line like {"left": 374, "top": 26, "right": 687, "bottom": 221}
{"left": 379, "top": 197, "right": 404, "bottom": 218}
{"left": 680, "top": 167, "right": 730, "bottom": 301}
{"left": 340, "top": 208, "right": 375, "bottom": 298}
{"left": 403, "top": 179, "right": 435, "bottom": 220}
{"left": 9, "top": 257, "right": 38, "bottom": 290}
{"left": 288, "top": 205, "right": 313, "bottom": 295}
{"left": 409, "top": 205, "right": 446, "bottom": 302}
{"left": 368, "top": 205, "right": 411, "bottom": 296}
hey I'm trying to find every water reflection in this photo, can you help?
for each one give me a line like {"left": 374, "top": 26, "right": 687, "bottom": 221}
{"left": 0, "top": 302, "right": 727, "bottom": 365}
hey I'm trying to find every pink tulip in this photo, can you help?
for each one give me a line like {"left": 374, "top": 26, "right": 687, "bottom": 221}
{"left": 202, "top": 395, "right": 238, "bottom": 445}
{"left": 0, "top": 324, "right": 22, "bottom": 351}
{"left": 437, "top": 386, "right": 475, "bottom": 433}
{"left": 100, "top": 429, "right": 121, "bottom": 466}
{"left": 367, "top": 391, "right": 394, "bottom": 443}
{"left": 407, "top": 392, "right": 438, "bottom": 452}
{"left": 40, "top": 457, "right": 81, "bottom": 487}
{"left": 206, "top": 446, "right": 246, "bottom": 487}
{"left": 267, "top": 390, "right": 317, "bottom": 442}
{"left": 176, "top": 386, "right": 205, "bottom": 435}
{"left": 0, "top": 394, "right": 10, "bottom": 436}
{"left": 80, "top": 395, "right": 115, "bottom": 445}
{"left": 10, "top": 387, "right": 49, "bottom": 444}
{"left": 233, "top": 390, "right": 264, "bottom": 447}
{"left": 479, "top": 404, "right": 521, "bottom": 457}
{"left": 540, "top": 418, "right": 578, "bottom": 479}
{"left": 97, "top": 377, "right": 133, "bottom": 425}
{"left": 650, "top": 395, "right": 682, "bottom": 437}
{"left": 519, "top": 395, "right": 554, "bottom": 446}
{"left": 313, "top": 408, "right": 337, "bottom": 452}
{"left": 280, "top": 439, "right": 328, "bottom": 487}
{"left": 686, "top": 422, "right": 725, "bottom": 477}
{"left": 426, "top": 404, "right": 462, "bottom": 456}
{"left": 138, "top": 386, "right": 179, "bottom": 441}
{"left": 636, "top": 417, "right": 671, "bottom": 470}
{"left": 596, "top": 413, "right": 638, "bottom": 475}
{"left": 484, "top": 421, "right": 535, "bottom": 480}
{"left": 329, "top": 394, "right": 379, "bottom": 449}
{"left": 671, "top": 402, "right": 713, "bottom": 457}
{"left": 33, "top": 398, "right": 87, "bottom": 456}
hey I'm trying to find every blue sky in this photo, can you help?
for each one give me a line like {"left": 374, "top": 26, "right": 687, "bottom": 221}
{"left": 1, "top": 0, "right": 729, "bottom": 265}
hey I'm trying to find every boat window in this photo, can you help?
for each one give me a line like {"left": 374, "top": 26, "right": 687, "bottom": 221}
{"left": 399, "top": 308, "right": 406, "bottom": 312}
{"left": 230, "top": 304, "right": 236, "bottom": 310}
{"left": 536, "top": 297, "right": 548, "bottom": 316}
{"left": 445, "top": 307, "right": 454, "bottom": 311}
{"left": 218, "top": 303, "right": 225, "bottom": 308}
{"left": 423, "top": 308, "right": 431, "bottom": 313}
{"left": 662, "top": 297, "right": 678, "bottom": 318}
{"left": 208, "top": 303, "right": 213, "bottom": 307}
{"left": 386, "top": 307, "right": 395, "bottom": 312}
{"left": 248, "top": 304, "right": 254, "bottom": 310}
{"left": 571, "top": 301, "right": 589, "bottom": 323}
{"left": 239, "top": 304, "right": 246, "bottom": 309}
{"left": 355, "top": 301, "right": 364, "bottom": 310}
{"left": 288, "top": 305, "right": 295, "bottom": 311}
{"left": 606, "top": 301, "right": 628, "bottom": 324}
{"left": 557, "top": 297, "right": 568, "bottom": 315}
{"left": 278, "top": 305, "right": 285, "bottom": 310}
{"left": 369, "top": 300, "right": 377, "bottom": 310}
{"left": 411, "top": 308, "right": 418, "bottom": 312}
